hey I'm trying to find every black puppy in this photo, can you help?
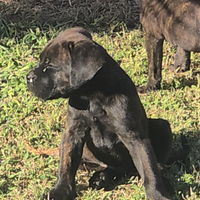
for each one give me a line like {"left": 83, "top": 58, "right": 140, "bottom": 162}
{"left": 140, "top": 0, "right": 200, "bottom": 92}
{"left": 27, "top": 27, "right": 171, "bottom": 200}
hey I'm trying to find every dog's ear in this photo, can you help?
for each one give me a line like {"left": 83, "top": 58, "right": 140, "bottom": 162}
{"left": 62, "top": 41, "right": 74, "bottom": 56}
{"left": 63, "top": 40, "right": 106, "bottom": 88}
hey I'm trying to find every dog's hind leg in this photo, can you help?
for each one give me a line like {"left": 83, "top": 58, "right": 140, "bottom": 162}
{"left": 89, "top": 168, "right": 120, "bottom": 191}
{"left": 88, "top": 165, "right": 137, "bottom": 191}
{"left": 148, "top": 118, "right": 172, "bottom": 165}
{"left": 166, "top": 134, "right": 190, "bottom": 165}
{"left": 174, "top": 47, "right": 190, "bottom": 72}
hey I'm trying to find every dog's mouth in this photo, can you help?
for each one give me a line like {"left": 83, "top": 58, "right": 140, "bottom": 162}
{"left": 27, "top": 78, "right": 75, "bottom": 101}
{"left": 27, "top": 78, "right": 55, "bottom": 100}
{"left": 44, "top": 85, "right": 75, "bottom": 100}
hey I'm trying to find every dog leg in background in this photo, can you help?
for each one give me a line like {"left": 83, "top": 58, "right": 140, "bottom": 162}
{"left": 140, "top": 0, "right": 200, "bottom": 91}
{"left": 174, "top": 47, "right": 191, "bottom": 72}
{"left": 138, "top": 34, "right": 164, "bottom": 93}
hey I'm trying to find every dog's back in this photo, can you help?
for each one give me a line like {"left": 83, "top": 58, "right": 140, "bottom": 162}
{"left": 141, "top": 0, "right": 200, "bottom": 51}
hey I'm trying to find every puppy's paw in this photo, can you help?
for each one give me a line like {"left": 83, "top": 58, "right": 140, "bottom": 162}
{"left": 41, "top": 187, "right": 75, "bottom": 200}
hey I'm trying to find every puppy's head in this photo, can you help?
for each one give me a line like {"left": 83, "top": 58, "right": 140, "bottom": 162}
{"left": 26, "top": 27, "right": 106, "bottom": 100}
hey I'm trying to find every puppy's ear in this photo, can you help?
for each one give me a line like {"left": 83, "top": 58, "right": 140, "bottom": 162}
{"left": 62, "top": 41, "right": 74, "bottom": 55}
{"left": 68, "top": 40, "right": 106, "bottom": 87}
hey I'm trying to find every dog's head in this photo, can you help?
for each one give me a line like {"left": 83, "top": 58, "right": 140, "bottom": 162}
{"left": 26, "top": 27, "right": 106, "bottom": 100}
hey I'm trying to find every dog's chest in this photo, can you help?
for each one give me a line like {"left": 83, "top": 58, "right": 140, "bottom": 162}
{"left": 84, "top": 99, "right": 119, "bottom": 149}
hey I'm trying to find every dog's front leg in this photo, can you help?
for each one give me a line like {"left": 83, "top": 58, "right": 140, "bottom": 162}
{"left": 48, "top": 118, "right": 88, "bottom": 200}
{"left": 138, "top": 33, "right": 164, "bottom": 92}
{"left": 119, "top": 132, "right": 169, "bottom": 200}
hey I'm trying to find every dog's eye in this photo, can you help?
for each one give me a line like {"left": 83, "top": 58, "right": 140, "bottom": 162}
{"left": 43, "top": 64, "right": 55, "bottom": 72}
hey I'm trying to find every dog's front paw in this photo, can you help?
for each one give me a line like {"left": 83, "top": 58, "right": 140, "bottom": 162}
{"left": 137, "top": 85, "right": 150, "bottom": 93}
{"left": 42, "top": 186, "right": 75, "bottom": 200}
{"left": 137, "top": 80, "right": 161, "bottom": 93}
{"left": 137, "top": 85, "right": 157, "bottom": 93}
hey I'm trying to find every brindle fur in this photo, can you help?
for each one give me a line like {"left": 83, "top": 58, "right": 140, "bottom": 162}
{"left": 140, "top": 0, "right": 200, "bottom": 92}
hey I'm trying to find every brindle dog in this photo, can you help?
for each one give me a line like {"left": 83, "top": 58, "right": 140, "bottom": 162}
{"left": 140, "top": 0, "right": 200, "bottom": 92}
{"left": 27, "top": 27, "right": 172, "bottom": 200}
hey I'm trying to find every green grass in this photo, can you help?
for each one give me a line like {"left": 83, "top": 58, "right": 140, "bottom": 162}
{"left": 1, "top": 21, "right": 200, "bottom": 200}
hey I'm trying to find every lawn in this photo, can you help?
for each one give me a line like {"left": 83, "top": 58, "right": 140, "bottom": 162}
{"left": 1, "top": 1, "right": 200, "bottom": 200}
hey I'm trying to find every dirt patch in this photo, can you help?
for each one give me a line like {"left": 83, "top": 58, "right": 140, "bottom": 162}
{"left": 0, "top": 0, "right": 141, "bottom": 32}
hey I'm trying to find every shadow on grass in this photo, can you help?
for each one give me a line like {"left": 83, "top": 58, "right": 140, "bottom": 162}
{"left": 0, "top": 177, "right": 15, "bottom": 196}
{"left": 162, "top": 73, "right": 198, "bottom": 91}
{"left": 163, "top": 130, "right": 200, "bottom": 199}
{"left": 0, "top": 0, "right": 141, "bottom": 39}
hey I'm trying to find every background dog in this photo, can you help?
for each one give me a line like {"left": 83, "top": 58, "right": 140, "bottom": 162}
{"left": 27, "top": 27, "right": 172, "bottom": 200}
{"left": 140, "top": 0, "right": 200, "bottom": 92}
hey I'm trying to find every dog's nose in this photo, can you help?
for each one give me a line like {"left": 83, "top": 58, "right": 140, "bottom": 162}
{"left": 26, "top": 71, "right": 37, "bottom": 83}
